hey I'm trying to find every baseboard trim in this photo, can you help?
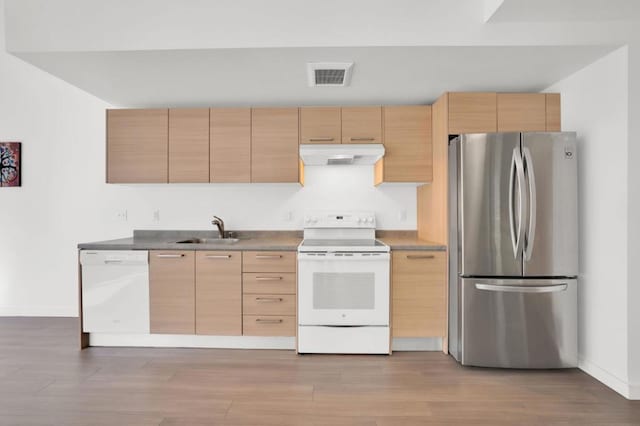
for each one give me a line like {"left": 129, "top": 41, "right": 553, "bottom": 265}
{"left": 89, "top": 334, "right": 444, "bottom": 352}
{"left": 392, "top": 337, "right": 443, "bottom": 351}
{"left": 0, "top": 305, "right": 77, "bottom": 317}
{"left": 90, "top": 333, "right": 296, "bottom": 350}
{"left": 579, "top": 356, "right": 638, "bottom": 399}
{"left": 628, "top": 383, "right": 640, "bottom": 400}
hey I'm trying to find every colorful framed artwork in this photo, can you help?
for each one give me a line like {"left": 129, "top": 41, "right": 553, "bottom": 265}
{"left": 0, "top": 142, "right": 21, "bottom": 187}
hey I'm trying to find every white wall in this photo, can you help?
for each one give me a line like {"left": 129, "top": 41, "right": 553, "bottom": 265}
{"left": 626, "top": 43, "right": 640, "bottom": 399}
{"left": 546, "top": 46, "right": 631, "bottom": 397}
{"left": 0, "top": 1, "right": 416, "bottom": 317}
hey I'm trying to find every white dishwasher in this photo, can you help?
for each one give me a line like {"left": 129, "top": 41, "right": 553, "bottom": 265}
{"left": 80, "top": 250, "right": 150, "bottom": 333}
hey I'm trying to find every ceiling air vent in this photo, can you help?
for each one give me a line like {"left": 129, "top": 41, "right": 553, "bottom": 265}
{"left": 307, "top": 62, "right": 354, "bottom": 87}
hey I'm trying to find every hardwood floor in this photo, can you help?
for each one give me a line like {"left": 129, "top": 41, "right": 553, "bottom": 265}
{"left": 0, "top": 317, "right": 638, "bottom": 425}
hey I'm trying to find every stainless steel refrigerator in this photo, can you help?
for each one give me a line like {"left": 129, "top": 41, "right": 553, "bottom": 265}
{"left": 448, "top": 132, "right": 578, "bottom": 368}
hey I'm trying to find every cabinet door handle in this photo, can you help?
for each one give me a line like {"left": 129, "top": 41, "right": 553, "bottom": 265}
{"left": 104, "top": 260, "right": 123, "bottom": 264}
{"left": 156, "top": 254, "right": 185, "bottom": 258}
{"left": 255, "top": 276, "right": 283, "bottom": 281}
{"left": 205, "top": 254, "right": 232, "bottom": 259}
{"left": 255, "top": 255, "right": 282, "bottom": 259}
{"left": 255, "top": 318, "right": 283, "bottom": 324}
{"left": 255, "top": 297, "right": 283, "bottom": 302}
{"left": 406, "top": 254, "right": 435, "bottom": 259}
{"left": 309, "top": 137, "right": 334, "bottom": 142}
{"left": 350, "top": 137, "right": 375, "bottom": 142}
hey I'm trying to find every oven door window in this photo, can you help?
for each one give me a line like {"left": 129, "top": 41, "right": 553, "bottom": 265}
{"left": 298, "top": 253, "right": 390, "bottom": 326}
{"left": 313, "top": 272, "right": 375, "bottom": 310}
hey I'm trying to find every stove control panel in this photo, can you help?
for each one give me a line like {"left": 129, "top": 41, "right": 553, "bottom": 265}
{"left": 303, "top": 211, "right": 376, "bottom": 228}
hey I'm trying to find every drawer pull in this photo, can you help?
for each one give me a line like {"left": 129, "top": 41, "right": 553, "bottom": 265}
{"left": 256, "top": 318, "right": 283, "bottom": 324}
{"left": 255, "top": 276, "right": 283, "bottom": 281}
{"left": 205, "top": 254, "right": 232, "bottom": 259}
{"left": 255, "top": 255, "right": 283, "bottom": 259}
{"left": 350, "top": 137, "right": 375, "bottom": 142}
{"left": 255, "top": 297, "right": 283, "bottom": 303}
{"left": 406, "top": 254, "right": 435, "bottom": 259}
{"left": 156, "top": 254, "right": 185, "bottom": 258}
{"left": 309, "top": 137, "right": 335, "bottom": 142}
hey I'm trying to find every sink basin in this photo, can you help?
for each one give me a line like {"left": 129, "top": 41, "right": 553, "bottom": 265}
{"left": 174, "top": 238, "right": 239, "bottom": 244}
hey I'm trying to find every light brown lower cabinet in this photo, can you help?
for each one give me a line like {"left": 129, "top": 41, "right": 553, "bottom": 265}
{"left": 392, "top": 250, "right": 446, "bottom": 338}
{"left": 149, "top": 251, "right": 195, "bottom": 334}
{"left": 195, "top": 251, "right": 242, "bottom": 335}
{"left": 242, "top": 251, "right": 296, "bottom": 337}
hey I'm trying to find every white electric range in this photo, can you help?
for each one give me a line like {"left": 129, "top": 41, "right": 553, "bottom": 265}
{"left": 297, "top": 211, "right": 391, "bottom": 354}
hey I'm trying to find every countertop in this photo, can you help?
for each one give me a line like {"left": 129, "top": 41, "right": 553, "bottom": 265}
{"left": 78, "top": 230, "right": 446, "bottom": 252}
{"left": 78, "top": 230, "right": 302, "bottom": 251}
{"left": 377, "top": 232, "right": 446, "bottom": 251}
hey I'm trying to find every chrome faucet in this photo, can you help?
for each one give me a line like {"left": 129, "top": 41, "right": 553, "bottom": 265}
{"left": 211, "top": 216, "right": 225, "bottom": 239}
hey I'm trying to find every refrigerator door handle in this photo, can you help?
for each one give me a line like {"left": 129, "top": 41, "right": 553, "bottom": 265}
{"left": 475, "top": 283, "right": 568, "bottom": 293}
{"left": 509, "top": 148, "right": 526, "bottom": 259}
{"left": 523, "top": 147, "right": 537, "bottom": 261}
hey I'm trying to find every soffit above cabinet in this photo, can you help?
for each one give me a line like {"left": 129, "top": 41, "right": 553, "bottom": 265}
{"left": 12, "top": 46, "right": 615, "bottom": 107}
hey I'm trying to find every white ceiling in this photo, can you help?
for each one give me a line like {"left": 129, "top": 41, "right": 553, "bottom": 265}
{"left": 3, "top": 0, "right": 634, "bottom": 107}
{"left": 15, "top": 45, "right": 615, "bottom": 108}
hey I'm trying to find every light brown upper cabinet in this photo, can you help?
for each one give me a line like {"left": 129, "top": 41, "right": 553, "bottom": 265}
{"left": 341, "top": 106, "right": 383, "bottom": 144}
{"left": 376, "top": 106, "right": 432, "bottom": 184}
{"left": 210, "top": 108, "right": 251, "bottom": 183}
{"left": 300, "top": 107, "right": 341, "bottom": 144}
{"left": 195, "top": 251, "right": 242, "bottom": 336}
{"left": 545, "top": 93, "right": 561, "bottom": 131}
{"left": 106, "top": 109, "right": 168, "bottom": 183}
{"left": 251, "top": 108, "right": 300, "bottom": 183}
{"left": 392, "top": 251, "right": 447, "bottom": 338}
{"left": 448, "top": 92, "right": 497, "bottom": 134}
{"left": 149, "top": 251, "right": 195, "bottom": 334}
{"left": 497, "top": 93, "right": 546, "bottom": 132}
{"left": 168, "top": 108, "right": 210, "bottom": 183}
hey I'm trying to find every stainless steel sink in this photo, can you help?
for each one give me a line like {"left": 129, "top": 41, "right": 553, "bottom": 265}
{"left": 174, "top": 238, "right": 239, "bottom": 244}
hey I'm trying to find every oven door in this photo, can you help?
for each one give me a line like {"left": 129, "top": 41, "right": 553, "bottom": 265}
{"left": 298, "top": 252, "right": 390, "bottom": 326}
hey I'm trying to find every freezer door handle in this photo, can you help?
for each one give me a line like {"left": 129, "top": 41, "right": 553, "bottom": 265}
{"left": 475, "top": 283, "right": 568, "bottom": 293}
{"left": 523, "top": 146, "right": 537, "bottom": 261}
{"left": 509, "top": 148, "right": 526, "bottom": 259}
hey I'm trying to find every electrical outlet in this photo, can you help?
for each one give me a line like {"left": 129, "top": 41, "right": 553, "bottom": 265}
{"left": 399, "top": 210, "right": 407, "bottom": 221}
{"left": 284, "top": 211, "right": 293, "bottom": 222}
{"left": 153, "top": 209, "right": 160, "bottom": 222}
{"left": 116, "top": 209, "right": 128, "bottom": 222}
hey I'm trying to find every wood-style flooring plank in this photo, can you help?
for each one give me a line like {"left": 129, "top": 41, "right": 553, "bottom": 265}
{"left": 0, "top": 317, "right": 638, "bottom": 426}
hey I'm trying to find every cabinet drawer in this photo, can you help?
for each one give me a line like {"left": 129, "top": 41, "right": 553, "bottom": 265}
{"left": 243, "top": 315, "right": 296, "bottom": 336}
{"left": 242, "top": 251, "right": 296, "bottom": 272}
{"left": 243, "top": 273, "right": 296, "bottom": 294}
{"left": 243, "top": 294, "right": 296, "bottom": 315}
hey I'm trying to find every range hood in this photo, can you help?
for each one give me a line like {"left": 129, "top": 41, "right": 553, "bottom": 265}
{"left": 299, "top": 144, "right": 385, "bottom": 166}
